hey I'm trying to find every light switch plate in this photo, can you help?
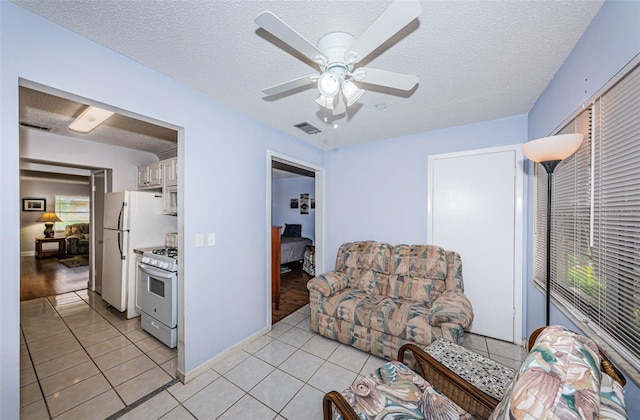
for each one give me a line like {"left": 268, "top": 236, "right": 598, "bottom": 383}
{"left": 195, "top": 233, "right": 204, "bottom": 247}
{"left": 208, "top": 233, "right": 216, "bottom": 246}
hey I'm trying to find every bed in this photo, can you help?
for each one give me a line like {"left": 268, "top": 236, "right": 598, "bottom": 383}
{"left": 280, "top": 224, "right": 312, "bottom": 264}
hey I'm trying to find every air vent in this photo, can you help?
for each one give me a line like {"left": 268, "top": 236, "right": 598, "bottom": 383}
{"left": 20, "top": 121, "right": 51, "bottom": 131}
{"left": 294, "top": 122, "right": 321, "bottom": 135}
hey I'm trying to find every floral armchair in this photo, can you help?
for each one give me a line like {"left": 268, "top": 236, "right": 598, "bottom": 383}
{"left": 64, "top": 223, "right": 90, "bottom": 255}
{"left": 325, "top": 325, "right": 627, "bottom": 420}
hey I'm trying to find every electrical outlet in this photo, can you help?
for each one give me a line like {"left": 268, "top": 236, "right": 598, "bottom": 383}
{"left": 208, "top": 233, "right": 216, "bottom": 246}
{"left": 195, "top": 233, "right": 204, "bottom": 247}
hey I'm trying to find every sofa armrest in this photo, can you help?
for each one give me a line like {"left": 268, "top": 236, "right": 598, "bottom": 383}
{"left": 307, "top": 271, "right": 349, "bottom": 297}
{"left": 428, "top": 291, "right": 474, "bottom": 329}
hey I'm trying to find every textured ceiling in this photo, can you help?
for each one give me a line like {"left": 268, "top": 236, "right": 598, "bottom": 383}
{"left": 19, "top": 87, "right": 178, "bottom": 158}
{"left": 13, "top": 0, "right": 603, "bottom": 151}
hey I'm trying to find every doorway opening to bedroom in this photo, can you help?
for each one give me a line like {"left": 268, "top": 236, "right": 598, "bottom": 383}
{"left": 269, "top": 154, "right": 324, "bottom": 325}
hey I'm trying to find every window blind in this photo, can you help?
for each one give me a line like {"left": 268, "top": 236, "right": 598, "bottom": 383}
{"left": 54, "top": 195, "right": 90, "bottom": 229}
{"left": 533, "top": 63, "right": 640, "bottom": 374}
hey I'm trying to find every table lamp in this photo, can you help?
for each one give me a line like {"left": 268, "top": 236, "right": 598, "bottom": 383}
{"left": 36, "top": 212, "right": 62, "bottom": 238}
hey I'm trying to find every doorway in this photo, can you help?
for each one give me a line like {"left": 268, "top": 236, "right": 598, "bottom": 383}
{"left": 267, "top": 152, "right": 325, "bottom": 326}
{"left": 18, "top": 82, "right": 184, "bottom": 416}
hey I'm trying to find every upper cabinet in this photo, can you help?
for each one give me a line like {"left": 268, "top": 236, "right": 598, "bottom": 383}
{"left": 138, "top": 158, "right": 177, "bottom": 190}
{"left": 138, "top": 158, "right": 178, "bottom": 215}
{"left": 163, "top": 158, "right": 177, "bottom": 187}
{"left": 138, "top": 161, "right": 163, "bottom": 189}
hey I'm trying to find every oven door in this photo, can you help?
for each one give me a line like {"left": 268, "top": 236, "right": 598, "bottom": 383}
{"left": 137, "top": 263, "right": 177, "bottom": 328}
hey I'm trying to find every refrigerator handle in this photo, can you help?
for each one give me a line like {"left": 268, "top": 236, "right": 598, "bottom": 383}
{"left": 117, "top": 203, "right": 125, "bottom": 231}
{"left": 118, "top": 231, "right": 126, "bottom": 260}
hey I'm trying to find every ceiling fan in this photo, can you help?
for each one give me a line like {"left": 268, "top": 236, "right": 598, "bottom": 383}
{"left": 254, "top": 0, "right": 422, "bottom": 112}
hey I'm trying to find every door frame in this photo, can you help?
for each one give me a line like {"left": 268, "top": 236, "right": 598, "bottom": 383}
{"left": 90, "top": 168, "right": 110, "bottom": 292}
{"left": 427, "top": 144, "right": 524, "bottom": 345}
{"left": 266, "top": 151, "right": 325, "bottom": 327}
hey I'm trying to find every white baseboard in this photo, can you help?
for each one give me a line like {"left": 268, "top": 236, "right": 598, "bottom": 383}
{"left": 21, "top": 251, "right": 36, "bottom": 257}
{"left": 178, "top": 325, "right": 271, "bottom": 383}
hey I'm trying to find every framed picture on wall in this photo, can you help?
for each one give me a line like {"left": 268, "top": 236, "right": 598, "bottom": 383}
{"left": 22, "top": 198, "right": 46, "bottom": 212}
{"left": 311, "top": 198, "right": 315, "bottom": 209}
{"left": 300, "top": 193, "right": 309, "bottom": 214}
{"left": 290, "top": 198, "right": 299, "bottom": 209}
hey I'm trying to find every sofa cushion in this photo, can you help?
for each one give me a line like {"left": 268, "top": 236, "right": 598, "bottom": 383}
{"left": 388, "top": 245, "right": 448, "bottom": 304}
{"left": 370, "top": 298, "right": 436, "bottom": 345}
{"left": 335, "top": 360, "right": 472, "bottom": 420}
{"left": 599, "top": 372, "right": 627, "bottom": 419}
{"left": 490, "top": 325, "right": 604, "bottom": 420}
{"left": 65, "top": 223, "right": 89, "bottom": 237}
{"left": 337, "top": 241, "right": 393, "bottom": 295}
{"left": 320, "top": 288, "right": 385, "bottom": 328}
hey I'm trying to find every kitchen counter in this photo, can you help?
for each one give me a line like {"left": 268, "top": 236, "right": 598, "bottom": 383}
{"left": 133, "top": 246, "right": 164, "bottom": 255}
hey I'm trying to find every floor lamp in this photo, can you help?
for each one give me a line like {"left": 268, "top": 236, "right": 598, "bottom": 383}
{"left": 522, "top": 133, "right": 583, "bottom": 326}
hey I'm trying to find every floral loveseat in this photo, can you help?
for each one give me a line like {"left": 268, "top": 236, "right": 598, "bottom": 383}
{"left": 307, "top": 241, "right": 474, "bottom": 360}
{"left": 64, "top": 223, "right": 90, "bottom": 255}
{"left": 325, "top": 325, "right": 627, "bottom": 419}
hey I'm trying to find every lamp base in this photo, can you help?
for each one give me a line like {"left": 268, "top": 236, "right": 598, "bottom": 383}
{"left": 43, "top": 223, "right": 55, "bottom": 238}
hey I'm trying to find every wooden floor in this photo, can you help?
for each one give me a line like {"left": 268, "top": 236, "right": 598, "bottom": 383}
{"left": 20, "top": 255, "right": 89, "bottom": 301}
{"left": 272, "top": 261, "right": 312, "bottom": 324}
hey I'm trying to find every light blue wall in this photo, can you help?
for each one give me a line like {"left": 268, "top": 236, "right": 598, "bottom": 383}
{"left": 526, "top": 1, "right": 640, "bottom": 416}
{"left": 323, "top": 114, "right": 528, "bottom": 269}
{"left": 272, "top": 177, "right": 316, "bottom": 242}
{"left": 0, "top": 3, "right": 324, "bottom": 416}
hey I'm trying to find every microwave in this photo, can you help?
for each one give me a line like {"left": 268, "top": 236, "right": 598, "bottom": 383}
{"left": 163, "top": 185, "right": 177, "bottom": 215}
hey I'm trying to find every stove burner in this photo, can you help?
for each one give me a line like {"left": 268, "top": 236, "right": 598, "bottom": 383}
{"left": 152, "top": 247, "right": 178, "bottom": 259}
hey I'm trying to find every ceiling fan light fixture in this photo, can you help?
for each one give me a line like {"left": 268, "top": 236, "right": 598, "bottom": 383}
{"left": 315, "top": 94, "right": 335, "bottom": 110}
{"left": 69, "top": 106, "right": 114, "bottom": 133}
{"left": 317, "top": 72, "right": 340, "bottom": 98}
{"left": 342, "top": 80, "right": 364, "bottom": 106}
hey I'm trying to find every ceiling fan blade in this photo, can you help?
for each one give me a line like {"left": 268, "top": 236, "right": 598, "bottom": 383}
{"left": 262, "top": 74, "right": 318, "bottom": 96}
{"left": 344, "top": 0, "right": 421, "bottom": 65}
{"left": 255, "top": 12, "right": 328, "bottom": 65}
{"left": 354, "top": 67, "right": 419, "bottom": 91}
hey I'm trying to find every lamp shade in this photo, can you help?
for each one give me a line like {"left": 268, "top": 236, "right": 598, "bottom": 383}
{"left": 317, "top": 72, "right": 340, "bottom": 98}
{"left": 341, "top": 80, "right": 364, "bottom": 107}
{"left": 316, "top": 94, "right": 335, "bottom": 110}
{"left": 35, "top": 212, "right": 62, "bottom": 223}
{"left": 522, "top": 133, "right": 584, "bottom": 163}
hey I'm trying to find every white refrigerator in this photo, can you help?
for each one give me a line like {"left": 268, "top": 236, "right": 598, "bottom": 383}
{"left": 102, "top": 190, "right": 176, "bottom": 318}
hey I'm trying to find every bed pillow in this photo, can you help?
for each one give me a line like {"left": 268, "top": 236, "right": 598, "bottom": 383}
{"left": 282, "top": 224, "right": 302, "bottom": 237}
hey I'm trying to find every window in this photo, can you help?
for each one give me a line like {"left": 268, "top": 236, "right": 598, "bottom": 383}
{"left": 533, "top": 63, "right": 640, "bottom": 379}
{"left": 54, "top": 195, "right": 90, "bottom": 230}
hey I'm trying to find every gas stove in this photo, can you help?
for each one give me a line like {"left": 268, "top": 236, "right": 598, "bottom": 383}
{"left": 141, "top": 247, "right": 178, "bottom": 272}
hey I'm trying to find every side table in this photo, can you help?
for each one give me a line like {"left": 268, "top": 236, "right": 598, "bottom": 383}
{"left": 424, "top": 338, "right": 516, "bottom": 402}
{"left": 35, "top": 237, "right": 66, "bottom": 259}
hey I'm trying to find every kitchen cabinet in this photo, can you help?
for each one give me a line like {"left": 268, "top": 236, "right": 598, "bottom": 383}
{"left": 162, "top": 158, "right": 177, "bottom": 187}
{"left": 138, "top": 158, "right": 178, "bottom": 214}
{"left": 138, "top": 161, "right": 162, "bottom": 189}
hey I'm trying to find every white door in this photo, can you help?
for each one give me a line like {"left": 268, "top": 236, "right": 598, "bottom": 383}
{"left": 428, "top": 145, "right": 523, "bottom": 343}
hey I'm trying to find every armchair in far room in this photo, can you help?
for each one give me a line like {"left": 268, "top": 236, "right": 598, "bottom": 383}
{"left": 64, "top": 223, "right": 90, "bottom": 255}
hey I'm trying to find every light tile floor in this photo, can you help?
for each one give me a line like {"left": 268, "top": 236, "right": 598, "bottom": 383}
{"left": 20, "top": 291, "right": 528, "bottom": 419}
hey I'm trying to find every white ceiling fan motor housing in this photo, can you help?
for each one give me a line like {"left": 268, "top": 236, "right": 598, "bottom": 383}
{"left": 316, "top": 32, "right": 355, "bottom": 75}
